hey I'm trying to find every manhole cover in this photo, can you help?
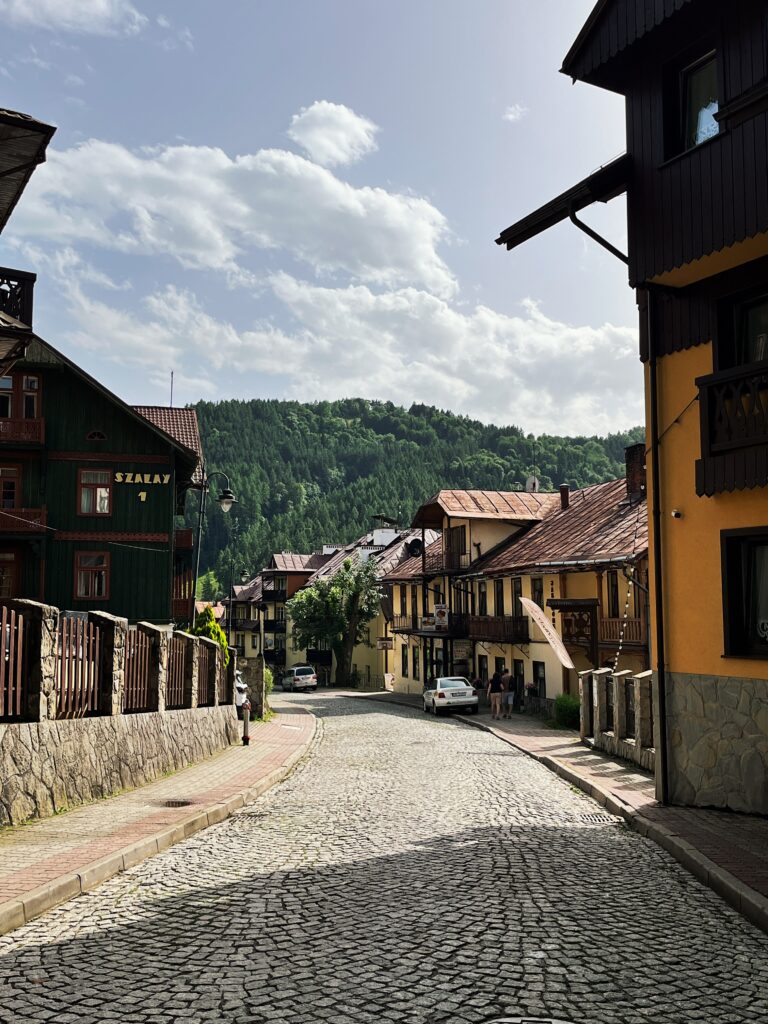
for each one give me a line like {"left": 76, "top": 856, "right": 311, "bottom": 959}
{"left": 579, "top": 813, "right": 619, "bottom": 824}
{"left": 164, "top": 799, "right": 193, "bottom": 808}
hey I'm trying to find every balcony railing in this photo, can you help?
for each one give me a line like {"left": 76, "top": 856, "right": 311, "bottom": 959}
{"left": 262, "top": 588, "right": 287, "bottom": 603}
{"left": 468, "top": 614, "right": 530, "bottom": 644}
{"left": 600, "top": 617, "right": 645, "bottom": 645}
{"left": 562, "top": 611, "right": 646, "bottom": 650}
{"left": 698, "top": 363, "right": 768, "bottom": 457}
{"left": 0, "top": 267, "right": 35, "bottom": 327}
{"left": 264, "top": 619, "right": 286, "bottom": 633}
{"left": 0, "top": 507, "right": 46, "bottom": 532}
{"left": 174, "top": 528, "right": 194, "bottom": 550}
{"left": 391, "top": 612, "right": 469, "bottom": 637}
{"left": 0, "top": 418, "right": 44, "bottom": 445}
{"left": 423, "top": 550, "right": 471, "bottom": 574}
{"left": 231, "top": 617, "right": 260, "bottom": 631}
{"left": 263, "top": 648, "right": 286, "bottom": 666}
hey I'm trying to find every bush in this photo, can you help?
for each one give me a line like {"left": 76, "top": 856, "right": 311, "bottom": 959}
{"left": 191, "top": 607, "right": 229, "bottom": 667}
{"left": 264, "top": 666, "right": 273, "bottom": 694}
{"left": 554, "top": 693, "right": 581, "bottom": 730}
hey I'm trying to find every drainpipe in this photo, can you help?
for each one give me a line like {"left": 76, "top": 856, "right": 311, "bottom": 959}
{"left": 647, "top": 287, "right": 670, "bottom": 805}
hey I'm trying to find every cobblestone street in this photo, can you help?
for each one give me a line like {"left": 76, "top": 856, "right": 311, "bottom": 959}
{"left": 1, "top": 694, "right": 767, "bottom": 1024}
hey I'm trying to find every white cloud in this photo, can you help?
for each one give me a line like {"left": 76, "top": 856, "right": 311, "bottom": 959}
{"left": 287, "top": 101, "right": 379, "bottom": 167}
{"left": 65, "top": 73, "right": 85, "bottom": 87}
{"left": 13, "top": 136, "right": 456, "bottom": 297}
{"left": 503, "top": 103, "right": 528, "bottom": 123}
{"left": 0, "top": 0, "right": 147, "bottom": 35}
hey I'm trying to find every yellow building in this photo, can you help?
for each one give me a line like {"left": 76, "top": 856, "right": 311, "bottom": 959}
{"left": 496, "top": 0, "right": 768, "bottom": 810}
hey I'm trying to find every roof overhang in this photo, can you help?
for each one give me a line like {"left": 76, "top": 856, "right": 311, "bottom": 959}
{"left": 495, "top": 154, "right": 631, "bottom": 253}
{"left": 0, "top": 109, "right": 56, "bottom": 234}
{"left": 0, "top": 317, "right": 33, "bottom": 375}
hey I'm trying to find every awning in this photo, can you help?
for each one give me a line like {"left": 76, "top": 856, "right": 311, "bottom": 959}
{"left": 495, "top": 153, "right": 630, "bottom": 252}
{"left": 0, "top": 109, "right": 56, "bottom": 235}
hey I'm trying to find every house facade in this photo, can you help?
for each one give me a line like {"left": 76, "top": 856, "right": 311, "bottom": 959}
{"left": 497, "top": 0, "right": 768, "bottom": 811}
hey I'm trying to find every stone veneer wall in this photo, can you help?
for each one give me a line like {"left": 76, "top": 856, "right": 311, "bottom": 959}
{"left": 0, "top": 705, "right": 239, "bottom": 826}
{"left": 664, "top": 671, "right": 768, "bottom": 813}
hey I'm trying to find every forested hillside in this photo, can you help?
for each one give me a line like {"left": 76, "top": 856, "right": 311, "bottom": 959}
{"left": 192, "top": 398, "right": 644, "bottom": 586}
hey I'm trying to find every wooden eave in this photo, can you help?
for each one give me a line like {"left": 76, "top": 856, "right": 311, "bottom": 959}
{"left": 495, "top": 154, "right": 631, "bottom": 253}
{"left": 0, "top": 109, "right": 56, "bottom": 234}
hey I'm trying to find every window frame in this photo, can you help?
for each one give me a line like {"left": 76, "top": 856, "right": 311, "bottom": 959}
{"left": 0, "top": 465, "right": 21, "bottom": 510}
{"left": 412, "top": 644, "right": 420, "bottom": 681}
{"left": 607, "top": 570, "right": 620, "bottom": 619}
{"left": 494, "top": 578, "right": 505, "bottom": 617}
{"left": 532, "top": 576, "right": 544, "bottom": 610}
{"left": 680, "top": 50, "right": 720, "bottom": 152}
{"left": 663, "top": 41, "right": 723, "bottom": 161}
{"left": 532, "top": 660, "right": 546, "bottom": 697}
{"left": 77, "top": 468, "right": 113, "bottom": 518}
{"left": 478, "top": 581, "right": 488, "bottom": 616}
{"left": 74, "top": 550, "right": 110, "bottom": 601}
{"left": 721, "top": 527, "right": 768, "bottom": 659}
{"left": 401, "top": 642, "right": 409, "bottom": 679}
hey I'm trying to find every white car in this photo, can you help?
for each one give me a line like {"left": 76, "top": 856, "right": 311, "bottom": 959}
{"left": 423, "top": 676, "right": 479, "bottom": 715}
{"left": 281, "top": 665, "right": 318, "bottom": 692}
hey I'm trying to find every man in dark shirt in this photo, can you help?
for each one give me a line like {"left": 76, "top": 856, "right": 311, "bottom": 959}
{"left": 487, "top": 670, "right": 503, "bottom": 720}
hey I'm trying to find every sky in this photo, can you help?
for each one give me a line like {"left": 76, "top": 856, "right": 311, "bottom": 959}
{"left": 0, "top": 0, "right": 642, "bottom": 436}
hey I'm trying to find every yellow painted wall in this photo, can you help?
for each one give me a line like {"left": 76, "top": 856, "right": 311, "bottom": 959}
{"left": 647, "top": 343, "right": 768, "bottom": 680}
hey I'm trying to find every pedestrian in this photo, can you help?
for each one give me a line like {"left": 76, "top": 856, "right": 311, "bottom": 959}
{"left": 500, "top": 666, "right": 514, "bottom": 719}
{"left": 235, "top": 672, "right": 248, "bottom": 720}
{"left": 487, "top": 669, "right": 503, "bottom": 720}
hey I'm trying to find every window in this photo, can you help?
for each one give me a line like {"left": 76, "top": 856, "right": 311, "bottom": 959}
{"left": 0, "top": 552, "right": 16, "bottom": 598}
{"left": 235, "top": 632, "right": 245, "bottom": 649}
{"left": 477, "top": 654, "right": 488, "bottom": 683}
{"left": 0, "top": 377, "right": 11, "bottom": 419}
{"left": 512, "top": 577, "right": 523, "bottom": 616}
{"left": 400, "top": 583, "right": 407, "bottom": 614}
{"left": 411, "top": 585, "right": 419, "bottom": 618}
{"left": 494, "top": 656, "right": 505, "bottom": 676}
{"left": 722, "top": 529, "right": 768, "bottom": 657}
{"left": 275, "top": 605, "right": 285, "bottom": 622}
{"left": 532, "top": 577, "right": 544, "bottom": 609}
{"left": 513, "top": 658, "right": 524, "bottom": 688}
{"left": 22, "top": 377, "right": 38, "bottom": 420}
{"left": 682, "top": 53, "right": 719, "bottom": 150}
{"left": 86, "top": 430, "right": 107, "bottom": 442}
{"left": 0, "top": 467, "right": 19, "bottom": 509}
{"left": 494, "top": 579, "right": 505, "bottom": 616}
{"left": 401, "top": 643, "right": 409, "bottom": 678}
{"left": 533, "top": 661, "right": 546, "bottom": 698}
{"left": 75, "top": 552, "right": 109, "bottom": 600}
{"left": 607, "top": 570, "right": 620, "bottom": 619}
{"left": 78, "top": 469, "right": 111, "bottom": 515}
{"left": 478, "top": 581, "right": 488, "bottom": 616}
{"left": 412, "top": 645, "right": 420, "bottom": 681}
{"left": 250, "top": 633, "right": 259, "bottom": 652}
{"left": 735, "top": 293, "right": 768, "bottom": 367}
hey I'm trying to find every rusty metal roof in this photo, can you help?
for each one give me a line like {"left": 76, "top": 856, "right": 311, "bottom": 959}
{"left": 412, "top": 489, "right": 561, "bottom": 528}
{"left": 383, "top": 536, "right": 444, "bottom": 582}
{"left": 0, "top": 109, "right": 56, "bottom": 235}
{"left": 268, "top": 552, "right": 331, "bottom": 573}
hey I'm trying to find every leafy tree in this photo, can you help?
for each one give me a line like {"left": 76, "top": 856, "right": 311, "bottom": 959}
{"left": 287, "top": 558, "right": 381, "bottom": 685}
{"left": 191, "top": 606, "right": 230, "bottom": 667}
{"left": 196, "top": 570, "right": 221, "bottom": 601}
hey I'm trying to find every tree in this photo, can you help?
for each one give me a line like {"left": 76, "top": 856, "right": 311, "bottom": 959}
{"left": 196, "top": 570, "right": 222, "bottom": 601}
{"left": 191, "top": 606, "right": 230, "bottom": 667}
{"left": 287, "top": 558, "right": 382, "bottom": 685}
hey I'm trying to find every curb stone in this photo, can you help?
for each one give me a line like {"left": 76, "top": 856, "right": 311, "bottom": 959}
{"left": 0, "top": 712, "right": 318, "bottom": 938}
{"left": 353, "top": 691, "right": 768, "bottom": 936}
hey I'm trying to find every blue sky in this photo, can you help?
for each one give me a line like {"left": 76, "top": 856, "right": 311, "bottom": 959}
{"left": 0, "top": 0, "right": 642, "bottom": 435}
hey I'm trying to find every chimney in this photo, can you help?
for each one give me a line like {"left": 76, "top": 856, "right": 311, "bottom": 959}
{"left": 559, "top": 484, "right": 570, "bottom": 510}
{"left": 625, "top": 443, "right": 646, "bottom": 498}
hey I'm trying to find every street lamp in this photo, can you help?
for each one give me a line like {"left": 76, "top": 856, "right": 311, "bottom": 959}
{"left": 191, "top": 467, "right": 239, "bottom": 624}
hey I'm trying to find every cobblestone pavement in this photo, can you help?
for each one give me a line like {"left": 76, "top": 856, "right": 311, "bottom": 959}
{"left": 1, "top": 694, "right": 767, "bottom": 1024}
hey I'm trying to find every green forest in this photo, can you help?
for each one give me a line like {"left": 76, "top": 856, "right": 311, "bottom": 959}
{"left": 190, "top": 397, "right": 644, "bottom": 590}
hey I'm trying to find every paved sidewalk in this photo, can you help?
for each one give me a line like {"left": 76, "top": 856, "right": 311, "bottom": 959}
{"left": 354, "top": 690, "right": 768, "bottom": 934}
{"left": 0, "top": 702, "right": 316, "bottom": 937}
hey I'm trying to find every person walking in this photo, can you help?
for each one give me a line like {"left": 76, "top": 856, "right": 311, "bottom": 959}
{"left": 487, "top": 669, "right": 503, "bottom": 720}
{"left": 500, "top": 666, "right": 513, "bottom": 719}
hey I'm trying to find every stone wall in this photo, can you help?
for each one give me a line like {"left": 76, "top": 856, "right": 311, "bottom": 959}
{"left": 580, "top": 668, "right": 656, "bottom": 773}
{"left": 664, "top": 671, "right": 768, "bottom": 814}
{"left": 0, "top": 705, "right": 238, "bottom": 826}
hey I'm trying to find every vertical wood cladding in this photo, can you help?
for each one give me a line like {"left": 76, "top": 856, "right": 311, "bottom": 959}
{"left": 625, "top": 0, "right": 768, "bottom": 286}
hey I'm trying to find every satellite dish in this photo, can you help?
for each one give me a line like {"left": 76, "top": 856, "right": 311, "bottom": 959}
{"left": 407, "top": 538, "right": 424, "bottom": 558}
{"left": 526, "top": 475, "right": 540, "bottom": 492}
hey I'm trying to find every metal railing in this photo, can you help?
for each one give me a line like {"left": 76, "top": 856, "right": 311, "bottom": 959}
{"left": 123, "top": 629, "right": 152, "bottom": 713}
{"left": 0, "top": 605, "right": 26, "bottom": 721}
{"left": 56, "top": 617, "right": 102, "bottom": 719}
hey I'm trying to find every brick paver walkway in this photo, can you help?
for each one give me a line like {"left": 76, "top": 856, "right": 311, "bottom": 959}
{"left": 0, "top": 703, "right": 315, "bottom": 932}
{"left": 355, "top": 689, "right": 768, "bottom": 928}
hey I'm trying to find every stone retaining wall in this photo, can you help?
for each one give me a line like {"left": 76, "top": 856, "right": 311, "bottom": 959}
{"left": 665, "top": 671, "right": 768, "bottom": 813}
{"left": 0, "top": 705, "right": 239, "bottom": 826}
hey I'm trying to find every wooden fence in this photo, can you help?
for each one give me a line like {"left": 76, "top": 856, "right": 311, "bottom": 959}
{"left": 0, "top": 606, "right": 26, "bottom": 721}
{"left": 167, "top": 635, "right": 187, "bottom": 710}
{"left": 56, "top": 617, "right": 102, "bottom": 719}
{"left": 197, "top": 643, "right": 213, "bottom": 706}
{"left": 123, "top": 629, "right": 153, "bottom": 713}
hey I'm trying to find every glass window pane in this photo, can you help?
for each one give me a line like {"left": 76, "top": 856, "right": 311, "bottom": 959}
{"left": 23, "top": 394, "right": 36, "bottom": 419}
{"left": 95, "top": 487, "right": 110, "bottom": 513}
{"left": 0, "top": 378, "right": 12, "bottom": 391}
{"left": 79, "top": 554, "right": 106, "bottom": 568}
{"left": 94, "top": 570, "right": 106, "bottom": 597}
{"left": 0, "top": 395, "right": 11, "bottom": 418}
{"left": 82, "top": 471, "right": 110, "bottom": 484}
{"left": 684, "top": 55, "right": 719, "bottom": 149}
{"left": 80, "top": 488, "right": 94, "bottom": 513}
{"left": 23, "top": 377, "right": 38, "bottom": 390}
{"left": 748, "top": 543, "right": 768, "bottom": 650}
{"left": 1, "top": 481, "right": 15, "bottom": 509}
{"left": 738, "top": 296, "right": 768, "bottom": 365}
{"left": 77, "top": 571, "right": 90, "bottom": 597}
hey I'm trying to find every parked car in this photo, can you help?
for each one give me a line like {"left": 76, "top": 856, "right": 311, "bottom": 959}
{"left": 423, "top": 676, "right": 479, "bottom": 715}
{"left": 281, "top": 665, "right": 318, "bottom": 692}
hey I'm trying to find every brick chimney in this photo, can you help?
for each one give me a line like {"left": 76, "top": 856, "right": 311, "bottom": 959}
{"left": 559, "top": 484, "right": 570, "bottom": 510}
{"left": 625, "top": 443, "right": 646, "bottom": 499}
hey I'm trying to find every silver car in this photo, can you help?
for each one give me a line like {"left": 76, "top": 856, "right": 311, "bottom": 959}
{"left": 423, "top": 676, "right": 479, "bottom": 715}
{"left": 281, "top": 665, "right": 318, "bottom": 692}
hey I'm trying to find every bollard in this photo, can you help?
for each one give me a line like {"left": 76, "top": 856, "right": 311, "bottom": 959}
{"left": 242, "top": 698, "right": 251, "bottom": 746}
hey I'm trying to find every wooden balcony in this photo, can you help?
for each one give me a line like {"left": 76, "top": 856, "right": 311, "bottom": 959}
{"left": 262, "top": 588, "right": 287, "bottom": 603}
{"left": 600, "top": 617, "right": 645, "bottom": 645}
{"left": 172, "top": 597, "right": 193, "bottom": 621}
{"left": 0, "top": 418, "right": 44, "bottom": 445}
{"left": 174, "top": 528, "right": 194, "bottom": 550}
{"left": 264, "top": 619, "right": 286, "bottom": 633}
{"left": 468, "top": 614, "right": 530, "bottom": 644}
{"left": 231, "top": 617, "right": 260, "bottom": 630}
{"left": 423, "top": 550, "right": 471, "bottom": 574}
{"left": 391, "top": 612, "right": 469, "bottom": 637}
{"left": 696, "top": 364, "right": 768, "bottom": 495}
{"left": 0, "top": 507, "right": 46, "bottom": 532}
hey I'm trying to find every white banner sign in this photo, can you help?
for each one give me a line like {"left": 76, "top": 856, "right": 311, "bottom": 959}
{"left": 520, "top": 597, "right": 575, "bottom": 670}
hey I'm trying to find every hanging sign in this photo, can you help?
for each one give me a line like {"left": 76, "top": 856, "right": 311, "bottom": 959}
{"left": 520, "top": 597, "right": 575, "bottom": 670}
{"left": 433, "top": 604, "right": 449, "bottom": 632}
{"left": 376, "top": 638, "right": 394, "bottom": 650}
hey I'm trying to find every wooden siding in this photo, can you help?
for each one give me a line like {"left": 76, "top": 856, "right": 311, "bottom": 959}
{"left": 563, "top": 0, "right": 694, "bottom": 87}
{"left": 626, "top": 1, "right": 768, "bottom": 285}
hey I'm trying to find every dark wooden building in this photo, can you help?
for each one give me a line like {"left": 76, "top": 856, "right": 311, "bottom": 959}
{"left": 497, "top": 0, "right": 768, "bottom": 813}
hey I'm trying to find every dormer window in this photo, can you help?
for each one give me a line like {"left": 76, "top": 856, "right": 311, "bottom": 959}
{"left": 682, "top": 52, "right": 719, "bottom": 150}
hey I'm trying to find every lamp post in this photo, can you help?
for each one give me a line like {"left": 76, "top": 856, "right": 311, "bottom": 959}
{"left": 191, "top": 466, "right": 238, "bottom": 625}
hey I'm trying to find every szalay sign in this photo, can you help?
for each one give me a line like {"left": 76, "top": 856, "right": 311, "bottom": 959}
{"left": 520, "top": 597, "right": 575, "bottom": 670}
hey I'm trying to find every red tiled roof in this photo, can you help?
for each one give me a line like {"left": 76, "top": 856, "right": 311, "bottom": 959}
{"left": 194, "top": 600, "right": 225, "bottom": 620}
{"left": 133, "top": 406, "right": 203, "bottom": 482}
{"left": 476, "top": 479, "right": 647, "bottom": 575}
{"left": 413, "top": 489, "right": 560, "bottom": 527}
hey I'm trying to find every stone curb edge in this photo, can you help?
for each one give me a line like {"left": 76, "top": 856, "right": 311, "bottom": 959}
{"left": 353, "top": 692, "right": 768, "bottom": 936}
{"left": 0, "top": 713, "right": 318, "bottom": 939}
